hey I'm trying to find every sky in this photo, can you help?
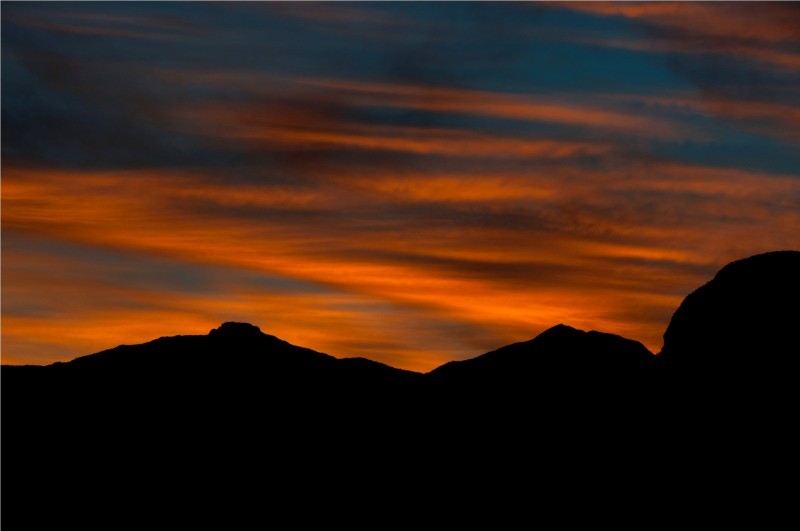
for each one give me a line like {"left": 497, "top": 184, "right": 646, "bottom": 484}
{"left": 2, "top": 1, "right": 799, "bottom": 372}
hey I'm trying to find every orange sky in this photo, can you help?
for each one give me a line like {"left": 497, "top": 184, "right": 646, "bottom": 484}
{"left": 5, "top": 154, "right": 797, "bottom": 372}
{"left": 3, "top": 2, "right": 800, "bottom": 372}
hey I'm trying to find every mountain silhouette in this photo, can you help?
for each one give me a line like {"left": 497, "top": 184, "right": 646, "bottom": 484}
{"left": 659, "top": 250, "right": 800, "bottom": 371}
{"left": 5, "top": 250, "right": 798, "bottom": 390}
{"left": 428, "top": 324, "right": 655, "bottom": 386}
{"left": 5, "top": 250, "right": 799, "bottom": 389}
{"left": 4, "top": 251, "right": 798, "bottom": 526}
{"left": 5, "top": 321, "right": 421, "bottom": 396}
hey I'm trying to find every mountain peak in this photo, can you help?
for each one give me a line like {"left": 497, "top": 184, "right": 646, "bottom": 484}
{"left": 537, "top": 323, "right": 579, "bottom": 337}
{"left": 208, "top": 322, "right": 264, "bottom": 337}
{"left": 660, "top": 250, "right": 800, "bottom": 369}
{"left": 713, "top": 250, "right": 799, "bottom": 283}
{"left": 428, "top": 323, "right": 655, "bottom": 382}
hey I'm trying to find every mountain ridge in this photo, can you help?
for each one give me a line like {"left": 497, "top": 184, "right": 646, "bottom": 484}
{"left": 4, "top": 250, "right": 799, "bottom": 377}
{"left": 659, "top": 250, "right": 800, "bottom": 370}
{"left": 2, "top": 321, "right": 651, "bottom": 377}
{"left": 5, "top": 250, "right": 798, "bottom": 528}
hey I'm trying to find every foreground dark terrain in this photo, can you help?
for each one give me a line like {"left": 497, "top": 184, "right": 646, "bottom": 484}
{"left": 3, "top": 250, "right": 799, "bottom": 524}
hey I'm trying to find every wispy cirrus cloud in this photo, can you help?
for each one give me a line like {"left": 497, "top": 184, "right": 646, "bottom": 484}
{"left": 290, "top": 76, "right": 685, "bottom": 138}
{"left": 2, "top": 235, "right": 483, "bottom": 372}
{"left": 4, "top": 156, "right": 798, "bottom": 368}
{"left": 148, "top": 66, "right": 693, "bottom": 139}
{"left": 550, "top": 1, "right": 800, "bottom": 72}
{"left": 603, "top": 92, "right": 800, "bottom": 143}
{"left": 3, "top": 1, "right": 799, "bottom": 371}
{"left": 560, "top": 2, "right": 799, "bottom": 44}
{"left": 4, "top": 9, "right": 205, "bottom": 42}
{"left": 177, "top": 102, "right": 616, "bottom": 159}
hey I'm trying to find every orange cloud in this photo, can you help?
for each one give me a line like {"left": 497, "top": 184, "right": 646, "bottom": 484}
{"left": 291, "top": 76, "right": 684, "bottom": 138}
{"left": 561, "top": 2, "right": 800, "bottom": 44}
{"left": 183, "top": 106, "right": 613, "bottom": 158}
{"left": 568, "top": 34, "right": 800, "bottom": 73}
{"left": 552, "top": 1, "right": 800, "bottom": 71}
{"left": 4, "top": 159, "right": 798, "bottom": 371}
{"left": 153, "top": 68, "right": 688, "bottom": 140}
{"left": 607, "top": 93, "right": 800, "bottom": 142}
{"left": 340, "top": 173, "right": 557, "bottom": 203}
{"left": 5, "top": 3, "right": 799, "bottom": 373}
{"left": 1, "top": 279, "right": 465, "bottom": 373}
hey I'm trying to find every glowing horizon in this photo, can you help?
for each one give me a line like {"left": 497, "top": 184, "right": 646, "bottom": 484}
{"left": 3, "top": 2, "right": 799, "bottom": 372}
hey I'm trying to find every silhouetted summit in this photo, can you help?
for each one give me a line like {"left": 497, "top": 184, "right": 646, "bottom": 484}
{"left": 428, "top": 324, "right": 655, "bottom": 385}
{"left": 208, "top": 321, "right": 264, "bottom": 337}
{"left": 5, "top": 250, "right": 798, "bottom": 386}
{"left": 12, "top": 323, "right": 421, "bottom": 392}
{"left": 5, "top": 250, "right": 799, "bottom": 528}
{"left": 659, "top": 250, "right": 800, "bottom": 370}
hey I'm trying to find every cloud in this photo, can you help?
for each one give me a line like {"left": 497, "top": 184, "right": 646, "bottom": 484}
{"left": 281, "top": 75, "right": 687, "bottom": 139}
{"left": 149, "top": 67, "right": 691, "bottom": 139}
{"left": 4, "top": 8, "right": 204, "bottom": 42}
{"left": 603, "top": 93, "right": 800, "bottom": 143}
{"left": 558, "top": 2, "right": 800, "bottom": 44}
{"left": 178, "top": 102, "right": 615, "bottom": 159}
{"left": 254, "top": 2, "right": 407, "bottom": 27}
{"left": 3, "top": 2, "right": 799, "bottom": 371}
{"left": 1, "top": 230, "right": 506, "bottom": 372}
{"left": 550, "top": 1, "right": 800, "bottom": 72}
{"left": 4, "top": 156, "right": 798, "bottom": 369}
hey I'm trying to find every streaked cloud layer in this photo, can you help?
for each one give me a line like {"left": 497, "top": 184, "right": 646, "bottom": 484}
{"left": 3, "top": 2, "right": 799, "bottom": 371}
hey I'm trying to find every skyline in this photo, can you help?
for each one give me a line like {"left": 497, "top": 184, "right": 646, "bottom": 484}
{"left": 3, "top": 2, "right": 800, "bottom": 372}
